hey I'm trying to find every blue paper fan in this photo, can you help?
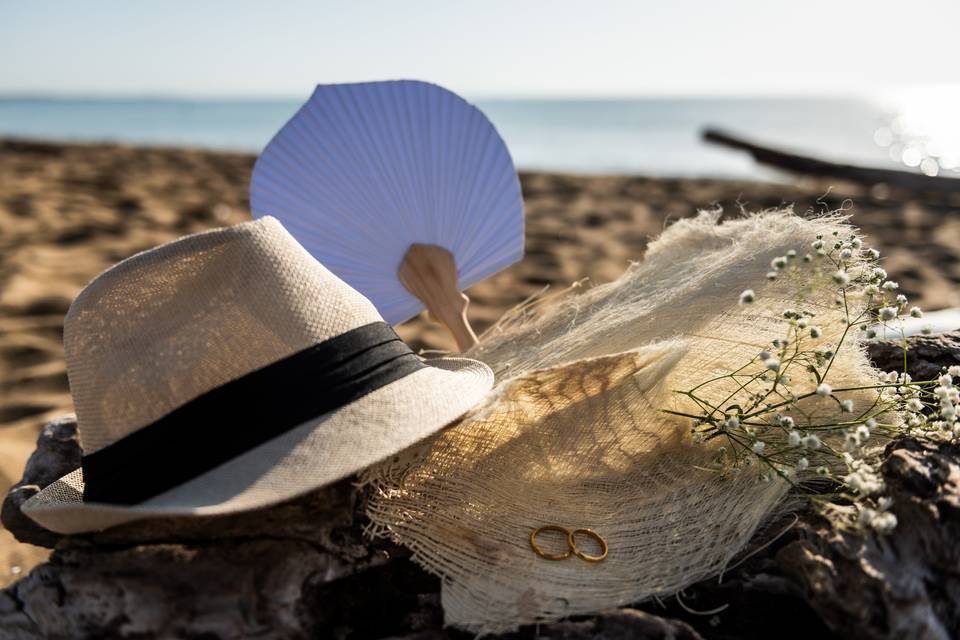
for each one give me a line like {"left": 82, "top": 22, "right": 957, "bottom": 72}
{"left": 250, "top": 80, "right": 525, "bottom": 325}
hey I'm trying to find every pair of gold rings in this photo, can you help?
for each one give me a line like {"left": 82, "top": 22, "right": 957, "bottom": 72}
{"left": 529, "top": 525, "right": 608, "bottom": 563}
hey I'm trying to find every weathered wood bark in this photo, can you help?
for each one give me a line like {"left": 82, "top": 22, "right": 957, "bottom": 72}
{"left": 778, "top": 437, "right": 960, "bottom": 640}
{"left": 2, "top": 334, "right": 959, "bottom": 639}
{"left": 867, "top": 332, "right": 960, "bottom": 381}
{"left": 703, "top": 128, "right": 960, "bottom": 195}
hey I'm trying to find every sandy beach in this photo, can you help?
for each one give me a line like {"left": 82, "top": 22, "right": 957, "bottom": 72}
{"left": 2, "top": 137, "right": 958, "bottom": 584}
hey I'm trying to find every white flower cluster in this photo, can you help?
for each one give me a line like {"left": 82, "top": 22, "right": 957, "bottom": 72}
{"left": 842, "top": 418, "right": 875, "bottom": 452}
{"left": 843, "top": 453, "right": 884, "bottom": 496}
{"left": 877, "top": 368, "right": 960, "bottom": 439}
{"left": 862, "top": 264, "right": 921, "bottom": 336}
{"left": 920, "top": 368, "right": 960, "bottom": 438}
{"left": 682, "top": 229, "right": 959, "bottom": 537}
{"left": 859, "top": 499, "right": 898, "bottom": 534}
{"left": 775, "top": 419, "right": 824, "bottom": 453}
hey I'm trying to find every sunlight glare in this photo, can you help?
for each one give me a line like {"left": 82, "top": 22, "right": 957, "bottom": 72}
{"left": 875, "top": 85, "right": 960, "bottom": 174}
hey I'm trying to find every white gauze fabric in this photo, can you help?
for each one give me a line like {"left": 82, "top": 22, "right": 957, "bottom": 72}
{"left": 364, "top": 210, "right": 879, "bottom": 633}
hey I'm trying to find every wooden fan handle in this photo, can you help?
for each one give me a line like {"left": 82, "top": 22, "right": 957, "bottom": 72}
{"left": 398, "top": 244, "right": 478, "bottom": 352}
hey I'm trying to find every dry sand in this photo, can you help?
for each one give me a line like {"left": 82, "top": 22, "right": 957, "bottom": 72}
{"left": 1, "top": 137, "right": 958, "bottom": 584}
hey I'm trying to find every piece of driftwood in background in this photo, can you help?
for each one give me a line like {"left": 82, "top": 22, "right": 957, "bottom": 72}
{"left": 2, "top": 334, "right": 959, "bottom": 640}
{"left": 703, "top": 128, "right": 960, "bottom": 195}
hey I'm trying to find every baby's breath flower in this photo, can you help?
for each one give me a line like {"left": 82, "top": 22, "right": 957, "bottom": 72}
{"left": 878, "top": 306, "right": 898, "bottom": 321}
{"left": 844, "top": 432, "right": 859, "bottom": 452}
{"left": 672, "top": 232, "right": 957, "bottom": 539}
{"left": 871, "top": 511, "right": 897, "bottom": 533}
{"left": 858, "top": 501, "right": 897, "bottom": 532}
{"left": 846, "top": 468, "right": 884, "bottom": 495}
{"left": 832, "top": 270, "right": 850, "bottom": 286}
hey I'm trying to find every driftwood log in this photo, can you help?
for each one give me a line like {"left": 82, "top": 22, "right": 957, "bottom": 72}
{"left": 2, "top": 335, "right": 959, "bottom": 640}
{"left": 702, "top": 128, "right": 960, "bottom": 196}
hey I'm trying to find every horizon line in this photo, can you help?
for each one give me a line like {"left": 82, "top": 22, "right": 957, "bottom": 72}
{"left": 0, "top": 90, "right": 890, "bottom": 103}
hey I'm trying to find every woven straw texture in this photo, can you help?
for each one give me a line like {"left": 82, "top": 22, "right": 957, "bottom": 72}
{"left": 23, "top": 216, "right": 493, "bottom": 534}
{"left": 364, "top": 210, "right": 879, "bottom": 633}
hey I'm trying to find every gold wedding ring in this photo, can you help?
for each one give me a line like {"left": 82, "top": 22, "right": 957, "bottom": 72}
{"left": 569, "top": 528, "right": 608, "bottom": 562}
{"left": 530, "top": 525, "right": 608, "bottom": 563}
{"left": 529, "top": 525, "right": 573, "bottom": 560}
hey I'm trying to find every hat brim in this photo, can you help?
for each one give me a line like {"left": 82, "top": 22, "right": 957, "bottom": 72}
{"left": 22, "top": 356, "right": 493, "bottom": 534}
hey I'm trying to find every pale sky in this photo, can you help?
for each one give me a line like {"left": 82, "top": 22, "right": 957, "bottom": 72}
{"left": 2, "top": 0, "right": 958, "bottom": 98}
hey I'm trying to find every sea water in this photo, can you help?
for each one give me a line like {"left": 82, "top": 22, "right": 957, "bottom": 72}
{"left": 0, "top": 95, "right": 953, "bottom": 180}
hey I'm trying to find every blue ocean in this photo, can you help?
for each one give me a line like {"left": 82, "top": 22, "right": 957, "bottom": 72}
{"left": 0, "top": 95, "right": 954, "bottom": 180}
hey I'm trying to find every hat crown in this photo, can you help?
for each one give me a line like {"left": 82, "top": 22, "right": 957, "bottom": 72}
{"left": 64, "top": 216, "right": 383, "bottom": 454}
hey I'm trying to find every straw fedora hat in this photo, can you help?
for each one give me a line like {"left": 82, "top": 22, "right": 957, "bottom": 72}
{"left": 22, "top": 216, "right": 493, "bottom": 535}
